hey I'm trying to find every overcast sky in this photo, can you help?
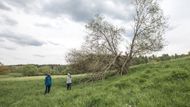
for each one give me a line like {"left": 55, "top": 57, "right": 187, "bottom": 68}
{"left": 0, "top": 0, "right": 189, "bottom": 65}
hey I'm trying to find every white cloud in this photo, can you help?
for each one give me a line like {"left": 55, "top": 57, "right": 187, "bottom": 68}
{"left": 156, "top": 0, "right": 190, "bottom": 56}
{"left": 0, "top": 0, "right": 190, "bottom": 65}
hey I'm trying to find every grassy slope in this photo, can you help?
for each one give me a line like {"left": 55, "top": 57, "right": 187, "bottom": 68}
{"left": 0, "top": 57, "right": 190, "bottom": 107}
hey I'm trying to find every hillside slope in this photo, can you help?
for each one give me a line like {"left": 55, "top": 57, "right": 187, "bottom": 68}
{"left": 0, "top": 57, "right": 190, "bottom": 107}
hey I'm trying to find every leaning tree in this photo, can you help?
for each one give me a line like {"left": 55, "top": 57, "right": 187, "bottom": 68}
{"left": 120, "top": 0, "right": 167, "bottom": 74}
{"left": 66, "top": 0, "right": 167, "bottom": 77}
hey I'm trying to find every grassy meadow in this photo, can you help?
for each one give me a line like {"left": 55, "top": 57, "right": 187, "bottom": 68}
{"left": 0, "top": 57, "right": 190, "bottom": 107}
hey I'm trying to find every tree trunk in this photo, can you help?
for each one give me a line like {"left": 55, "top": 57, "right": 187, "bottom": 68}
{"left": 121, "top": 58, "right": 130, "bottom": 75}
{"left": 104, "top": 53, "right": 121, "bottom": 73}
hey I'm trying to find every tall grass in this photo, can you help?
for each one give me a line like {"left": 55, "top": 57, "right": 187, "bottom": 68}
{"left": 0, "top": 57, "right": 190, "bottom": 107}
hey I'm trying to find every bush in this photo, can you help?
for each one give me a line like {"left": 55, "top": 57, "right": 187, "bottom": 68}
{"left": 0, "top": 66, "right": 11, "bottom": 75}
{"left": 21, "top": 65, "right": 38, "bottom": 76}
{"left": 38, "top": 66, "right": 51, "bottom": 74}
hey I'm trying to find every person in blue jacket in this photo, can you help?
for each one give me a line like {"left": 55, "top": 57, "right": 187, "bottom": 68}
{"left": 44, "top": 73, "right": 52, "bottom": 94}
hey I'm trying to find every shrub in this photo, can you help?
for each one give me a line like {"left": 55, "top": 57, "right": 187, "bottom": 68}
{"left": 21, "top": 65, "right": 38, "bottom": 76}
{"left": 0, "top": 66, "right": 11, "bottom": 75}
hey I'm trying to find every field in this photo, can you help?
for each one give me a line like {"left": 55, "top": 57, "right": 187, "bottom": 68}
{"left": 0, "top": 57, "right": 190, "bottom": 107}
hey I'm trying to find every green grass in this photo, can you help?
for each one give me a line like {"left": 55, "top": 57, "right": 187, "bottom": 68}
{"left": 0, "top": 57, "right": 190, "bottom": 107}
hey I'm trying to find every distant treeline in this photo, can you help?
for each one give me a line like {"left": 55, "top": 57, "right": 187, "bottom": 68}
{"left": 131, "top": 52, "right": 190, "bottom": 65}
{"left": 0, "top": 52, "right": 190, "bottom": 76}
{"left": 0, "top": 64, "right": 71, "bottom": 76}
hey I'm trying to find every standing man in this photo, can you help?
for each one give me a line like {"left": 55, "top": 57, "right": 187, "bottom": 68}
{"left": 44, "top": 73, "right": 52, "bottom": 94}
{"left": 66, "top": 73, "right": 72, "bottom": 90}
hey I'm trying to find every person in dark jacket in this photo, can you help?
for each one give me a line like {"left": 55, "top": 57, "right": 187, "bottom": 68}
{"left": 44, "top": 73, "right": 52, "bottom": 94}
